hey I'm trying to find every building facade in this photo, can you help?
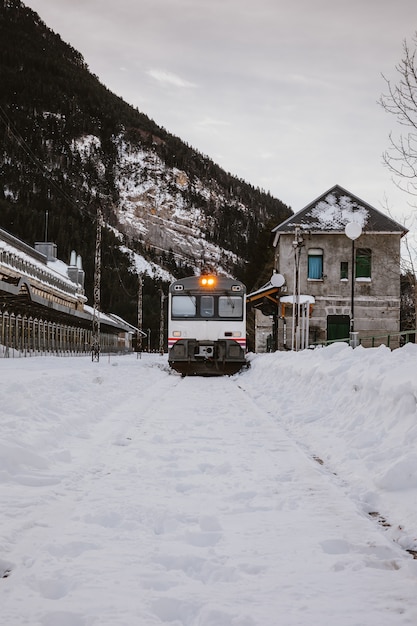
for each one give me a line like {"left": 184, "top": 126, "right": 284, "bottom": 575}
{"left": 0, "top": 227, "right": 136, "bottom": 356}
{"left": 270, "top": 185, "right": 407, "bottom": 350}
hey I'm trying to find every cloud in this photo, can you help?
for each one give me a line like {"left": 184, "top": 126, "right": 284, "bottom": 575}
{"left": 196, "top": 117, "right": 230, "bottom": 129}
{"left": 23, "top": 0, "right": 417, "bottom": 222}
{"left": 146, "top": 69, "right": 196, "bottom": 88}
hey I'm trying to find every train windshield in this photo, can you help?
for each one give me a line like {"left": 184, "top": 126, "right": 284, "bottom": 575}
{"left": 219, "top": 296, "right": 243, "bottom": 318}
{"left": 200, "top": 296, "right": 214, "bottom": 317}
{"left": 172, "top": 295, "right": 196, "bottom": 317}
{"left": 171, "top": 293, "right": 244, "bottom": 319}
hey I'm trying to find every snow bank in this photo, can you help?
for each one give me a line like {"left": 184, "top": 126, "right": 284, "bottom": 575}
{"left": 243, "top": 342, "right": 417, "bottom": 544}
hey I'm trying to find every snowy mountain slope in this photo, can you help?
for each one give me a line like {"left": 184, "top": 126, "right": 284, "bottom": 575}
{"left": 0, "top": 1, "right": 292, "bottom": 289}
{"left": 113, "top": 137, "right": 240, "bottom": 274}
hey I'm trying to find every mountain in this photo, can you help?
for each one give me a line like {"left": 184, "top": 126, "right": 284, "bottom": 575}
{"left": 0, "top": 0, "right": 292, "bottom": 335}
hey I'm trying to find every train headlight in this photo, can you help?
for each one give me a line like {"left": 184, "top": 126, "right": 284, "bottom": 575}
{"left": 200, "top": 275, "right": 216, "bottom": 287}
{"left": 172, "top": 331, "right": 181, "bottom": 337}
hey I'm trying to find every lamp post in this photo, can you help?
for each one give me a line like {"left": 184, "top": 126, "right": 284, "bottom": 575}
{"left": 344, "top": 222, "right": 362, "bottom": 348}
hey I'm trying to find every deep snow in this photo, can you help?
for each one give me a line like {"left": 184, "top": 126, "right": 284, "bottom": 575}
{"left": 1, "top": 343, "right": 417, "bottom": 625}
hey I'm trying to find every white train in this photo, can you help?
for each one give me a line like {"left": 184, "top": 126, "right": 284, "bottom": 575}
{"left": 168, "top": 274, "right": 247, "bottom": 376}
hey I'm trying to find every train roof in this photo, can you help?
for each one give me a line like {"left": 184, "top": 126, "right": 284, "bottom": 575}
{"left": 169, "top": 275, "right": 246, "bottom": 293}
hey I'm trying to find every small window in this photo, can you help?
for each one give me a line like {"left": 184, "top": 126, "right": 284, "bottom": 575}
{"left": 219, "top": 296, "right": 243, "bottom": 318}
{"left": 356, "top": 248, "right": 371, "bottom": 278}
{"left": 200, "top": 295, "right": 214, "bottom": 317}
{"left": 340, "top": 261, "right": 348, "bottom": 280}
{"left": 308, "top": 249, "right": 323, "bottom": 280}
{"left": 171, "top": 295, "right": 196, "bottom": 317}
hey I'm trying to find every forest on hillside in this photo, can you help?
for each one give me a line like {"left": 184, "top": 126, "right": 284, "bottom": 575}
{"left": 0, "top": 1, "right": 291, "bottom": 343}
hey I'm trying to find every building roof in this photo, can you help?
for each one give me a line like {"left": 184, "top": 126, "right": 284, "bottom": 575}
{"left": 272, "top": 185, "right": 407, "bottom": 236}
{"left": 0, "top": 227, "right": 136, "bottom": 334}
{"left": 246, "top": 273, "right": 285, "bottom": 304}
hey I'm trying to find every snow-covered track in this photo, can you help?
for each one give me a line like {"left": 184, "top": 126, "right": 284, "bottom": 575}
{"left": 1, "top": 353, "right": 417, "bottom": 625}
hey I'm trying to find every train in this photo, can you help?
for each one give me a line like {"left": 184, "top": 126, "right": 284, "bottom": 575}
{"left": 167, "top": 274, "right": 247, "bottom": 376}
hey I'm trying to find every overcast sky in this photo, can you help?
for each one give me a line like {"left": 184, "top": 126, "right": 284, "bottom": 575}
{"left": 23, "top": 0, "right": 417, "bottom": 226}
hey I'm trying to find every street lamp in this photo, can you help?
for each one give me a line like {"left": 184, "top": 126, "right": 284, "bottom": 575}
{"left": 344, "top": 222, "right": 362, "bottom": 347}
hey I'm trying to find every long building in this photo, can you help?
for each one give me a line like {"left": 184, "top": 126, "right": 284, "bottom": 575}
{"left": 0, "top": 227, "right": 137, "bottom": 356}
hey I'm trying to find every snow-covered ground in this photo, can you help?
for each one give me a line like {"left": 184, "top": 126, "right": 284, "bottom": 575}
{"left": 1, "top": 344, "right": 417, "bottom": 625}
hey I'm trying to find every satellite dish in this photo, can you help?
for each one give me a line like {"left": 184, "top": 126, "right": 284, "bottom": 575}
{"left": 270, "top": 273, "right": 285, "bottom": 288}
{"left": 344, "top": 222, "right": 362, "bottom": 240}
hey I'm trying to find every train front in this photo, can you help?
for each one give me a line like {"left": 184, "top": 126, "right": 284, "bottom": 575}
{"left": 168, "top": 275, "right": 247, "bottom": 376}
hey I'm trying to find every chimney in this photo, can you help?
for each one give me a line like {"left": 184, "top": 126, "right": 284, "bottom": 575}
{"left": 34, "top": 241, "right": 57, "bottom": 261}
{"left": 67, "top": 250, "right": 85, "bottom": 289}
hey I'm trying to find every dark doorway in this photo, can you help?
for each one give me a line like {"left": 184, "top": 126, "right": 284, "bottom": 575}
{"left": 327, "top": 315, "right": 350, "bottom": 342}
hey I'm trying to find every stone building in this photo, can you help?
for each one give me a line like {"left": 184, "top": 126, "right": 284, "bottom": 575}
{"left": 269, "top": 185, "right": 407, "bottom": 349}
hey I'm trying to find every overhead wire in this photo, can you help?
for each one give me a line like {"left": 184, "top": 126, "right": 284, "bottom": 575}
{"left": 0, "top": 102, "right": 96, "bottom": 221}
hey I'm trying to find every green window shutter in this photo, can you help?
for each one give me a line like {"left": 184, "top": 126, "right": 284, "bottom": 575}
{"left": 356, "top": 248, "right": 371, "bottom": 278}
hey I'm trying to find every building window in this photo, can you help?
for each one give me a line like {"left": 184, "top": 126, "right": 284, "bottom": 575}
{"left": 340, "top": 261, "right": 348, "bottom": 280}
{"left": 308, "top": 249, "right": 323, "bottom": 280}
{"left": 356, "top": 248, "right": 371, "bottom": 278}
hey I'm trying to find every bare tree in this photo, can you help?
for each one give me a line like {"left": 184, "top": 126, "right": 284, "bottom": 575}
{"left": 401, "top": 226, "right": 417, "bottom": 332}
{"left": 380, "top": 35, "right": 417, "bottom": 334}
{"left": 380, "top": 33, "right": 417, "bottom": 198}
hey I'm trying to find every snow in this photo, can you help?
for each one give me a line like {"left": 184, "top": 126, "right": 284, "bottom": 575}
{"left": 111, "top": 135, "right": 245, "bottom": 275}
{"left": 1, "top": 344, "right": 417, "bottom": 625}
{"left": 71, "top": 135, "right": 101, "bottom": 161}
{"left": 0, "top": 239, "right": 78, "bottom": 296}
{"left": 310, "top": 193, "right": 369, "bottom": 230}
{"left": 120, "top": 246, "right": 175, "bottom": 283}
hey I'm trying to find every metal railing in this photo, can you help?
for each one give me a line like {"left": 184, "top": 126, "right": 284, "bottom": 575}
{"left": 0, "top": 310, "right": 128, "bottom": 357}
{"left": 312, "top": 329, "right": 416, "bottom": 350}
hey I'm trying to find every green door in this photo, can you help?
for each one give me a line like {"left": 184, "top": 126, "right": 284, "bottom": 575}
{"left": 327, "top": 315, "right": 350, "bottom": 342}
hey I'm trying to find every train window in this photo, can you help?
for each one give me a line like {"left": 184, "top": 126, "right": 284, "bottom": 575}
{"left": 200, "top": 296, "right": 214, "bottom": 317}
{"left": 172, "top": 295, "right": 196, "bottom": 317}
{"left": 218, "top": 296, "right": 243, "bottom": 318}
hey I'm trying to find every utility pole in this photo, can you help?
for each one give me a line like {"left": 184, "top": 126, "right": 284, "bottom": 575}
{"left": 92, "top": 206, "right": 102, "bottom": 362}
{"left": 345, "top": 222, "right": 362, "bottom": 348}
{"left": 159, "top": 288, "right": 165, "bottom": 355}
{"left": 291, "top": 225, "right": 303, "bottom": 350}
{"left": 137, "top": 273, "right": 143, "bottom": 353}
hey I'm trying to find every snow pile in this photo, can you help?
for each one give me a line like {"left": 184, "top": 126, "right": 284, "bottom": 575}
{"left": 1, "top": 345, "right": 417, "bottom": 625}
{"left": 243, "top": 342, "right": 417, "bottom": 546}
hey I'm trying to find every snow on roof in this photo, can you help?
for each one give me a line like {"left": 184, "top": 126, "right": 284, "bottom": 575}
{"left": 280, "top": 294, "right": 315, "bottom": 304}
{"left": 310, "top": 193, "right": 369, "bottom": 229}
{"left": 83, "top": 305, "right": 134, "bottom": 331}
{"left": 0, "top": 235, "right": 79, "bottom": 297}
{"left": 273, "top": 185, "right": 407, "bottom": 235}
